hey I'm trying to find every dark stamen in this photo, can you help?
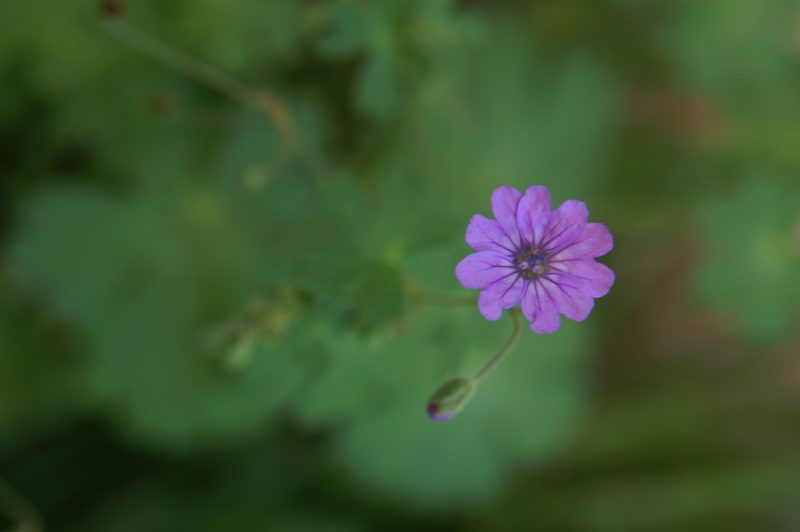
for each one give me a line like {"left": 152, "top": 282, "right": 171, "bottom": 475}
{"left": 514, "top": 246, "right": 548, "bottom": 278}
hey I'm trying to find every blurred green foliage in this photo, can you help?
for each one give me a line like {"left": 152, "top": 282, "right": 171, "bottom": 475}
{"left": 695, "top": 175, "right": 800, "bottom": 341}
{"left": 1, "top": 0, "right": 800, "bottom": 531}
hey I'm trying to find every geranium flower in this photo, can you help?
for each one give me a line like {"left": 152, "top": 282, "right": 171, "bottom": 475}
{"left": 455, "top": 185, "right": 614, "bottom": 333}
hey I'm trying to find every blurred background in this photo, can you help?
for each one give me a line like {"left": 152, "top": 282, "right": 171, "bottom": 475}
{"left": 1, "top": 0, "right": 800, "bottom": 530}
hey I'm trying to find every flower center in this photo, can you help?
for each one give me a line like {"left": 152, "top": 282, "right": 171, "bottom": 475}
{"left": 514, "top": 246, "right": 548, "bottom": 280}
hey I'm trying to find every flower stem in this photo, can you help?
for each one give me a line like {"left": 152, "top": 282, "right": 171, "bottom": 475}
{"left": 101, "top": 16, "right": 294, "bottom": 146}
{"left": 473, "top": 309, "right": 522, "bottom": 382}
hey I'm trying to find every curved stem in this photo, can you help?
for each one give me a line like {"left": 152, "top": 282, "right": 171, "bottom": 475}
{"left": 101, "top": 17, "right": 294, "bottom": 146}
{"left": 473, "top": 309, "right": 522, "bottom": 382}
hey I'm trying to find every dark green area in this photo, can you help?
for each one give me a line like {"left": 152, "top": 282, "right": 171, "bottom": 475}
{"left": 2, "top": 0, "right": 800, "bottom": 530}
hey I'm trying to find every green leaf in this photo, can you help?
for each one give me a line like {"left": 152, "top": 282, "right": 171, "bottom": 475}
{"left": 357, "top": 49, "right": 405, "bottom": 120}
{"left": 8, "top": 182, "right": 319, "bottom": 449}
{"left": 401, "top": 31, "right": 618, "bottom": 203}
{"left": 344, "top": 260, "right": 409, "bottom": 334}
{"left": 294, "top": 308, "right": 590, "bottom": 507}
{"left": 319, "top": 0, "right": 483, "bottom": 120}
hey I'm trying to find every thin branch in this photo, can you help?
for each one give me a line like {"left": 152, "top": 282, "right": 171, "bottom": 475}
{"left": 100, "top": 14, "right": 295, "bottom": 148}
{"left": 473, "top": 309, "right": 522, "bottom": 382}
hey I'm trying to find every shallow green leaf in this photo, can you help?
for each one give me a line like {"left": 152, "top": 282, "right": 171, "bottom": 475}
{"left": 295, "top": 307, "right": 590, "bottom": 507}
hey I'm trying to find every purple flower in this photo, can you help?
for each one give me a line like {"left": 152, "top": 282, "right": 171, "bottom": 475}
{"left": 455, "top": 185, "right": 614, "bottom": 333}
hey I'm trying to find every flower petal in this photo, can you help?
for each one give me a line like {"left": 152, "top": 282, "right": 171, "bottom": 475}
{"left": 521, "top": 280, "right": 561, "bottom": 333}
{"left": 539, "top": 200, "right": 588, "bottom": 253}
{"left": 516, "top": 186, "right": 551, "bottom": 246}
{"left": 491, "top": 185, "right": 522, "bottom": 248}
{"left": 539, "top": 276, "right": 594, "bottom": 322}
{"left": 477, "top": 274, "right": 524, "bottom": 320}
{"left": 547, "top": 259, "right": 615, "bottom": 298}
{"left": 551, "top": 223, "right": 613, "bottom": 261}
{"left": 455, "top": 251, "right": 515, "bottom": 290}
{"left": 465, "top": 215, "right": 516, "bottom": 254}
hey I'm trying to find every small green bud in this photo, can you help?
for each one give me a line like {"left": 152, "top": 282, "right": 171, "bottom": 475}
{"left": 426, "top": 377, "right": 477, "bottom": 421}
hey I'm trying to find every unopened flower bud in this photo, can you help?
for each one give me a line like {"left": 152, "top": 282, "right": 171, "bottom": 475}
{"left": 426, "top": 377, "right": 477, "bottom": 421}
